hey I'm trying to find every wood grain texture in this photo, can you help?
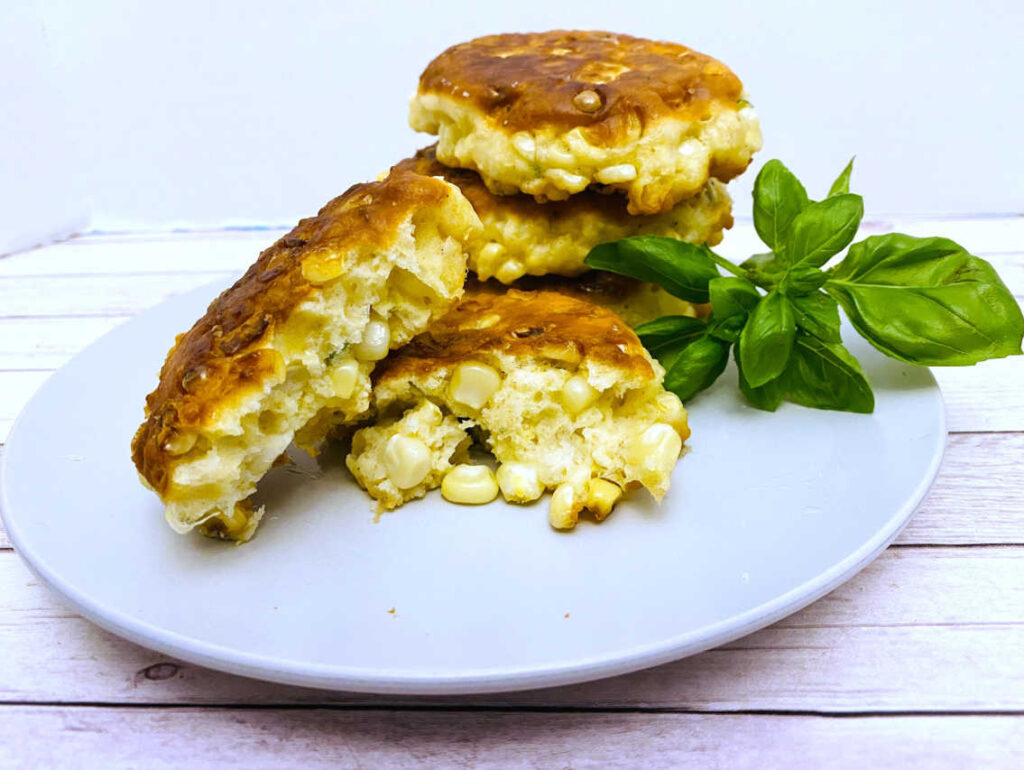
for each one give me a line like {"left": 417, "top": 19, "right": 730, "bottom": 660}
{"left": 1, "top": 221, "right": 1023, "bottom": 766}
{"left": 2, "top": 548, "right": 1021, "bottom": 710}
{"left": 1, "top": 430, "right": 1021, "bottom": 552}
{"left": 2, "top": 708, "right": 1022, "bottom": 770}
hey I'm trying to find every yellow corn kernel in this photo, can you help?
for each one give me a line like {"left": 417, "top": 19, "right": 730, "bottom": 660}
{"left": 636, "top": 423, "right": 683, "bottom": 475}
{"left": 383, "top": 434, "right": 432, "bottom": 490}
{"left": 496, "top": 462, "right": 544, "bottom": 503}
{"left": 353, "top": 320, "right": 390, "bottom": 361}
{"left": 329, "top": 358, "right": 360, "bottom": 399}
{"left": 300, "top": 255, "right": 344, "bottom": 284}
{"left": 441, "top": 464, "right": 499, "bottom": 505}
{"left": 561, "top": 375, "right": 599, "bottom": 415}
{"left": 448, "top": 362, "right": 502, "bottom": 410}
{"left": 162, "top": 431, "right": 197, "bottom": 456}
{"left": 219, "top": 503, "right": 250, "bottom": 536}
{"left": 544, "top": 168, "right": 588, "bottom": 192}
{"left": 549, "top": 483, "right": 580, "bottom": 530}
{"left": 585, "top": 478, "right": 622, "bottom": 521}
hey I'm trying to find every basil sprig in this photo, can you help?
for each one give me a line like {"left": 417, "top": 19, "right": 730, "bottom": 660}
{"left": 588, "top": 159, "right": 1024, "bottom": 413}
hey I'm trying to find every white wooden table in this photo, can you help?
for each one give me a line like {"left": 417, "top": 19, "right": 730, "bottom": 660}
{"left": 1, "top": 218, "right": 1022, "bottom": 768}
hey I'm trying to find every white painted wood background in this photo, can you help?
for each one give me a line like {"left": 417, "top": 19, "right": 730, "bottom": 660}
{"left": 0, "top": 218, "right": 1022, "bottom": 768}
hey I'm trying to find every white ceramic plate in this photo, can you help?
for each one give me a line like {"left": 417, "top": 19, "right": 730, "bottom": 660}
{"left": 1, "top": 281, "right": 946, "bottom": 694}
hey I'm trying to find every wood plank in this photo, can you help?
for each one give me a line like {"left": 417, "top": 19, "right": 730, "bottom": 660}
{"left": 1, "top": 430, "right": 1021, "bottom": 551}
{"left": 1, "top": 547, "right": 1022, "bottom": 710}
{"left": 899, "top": 433, "right": 1024, "bottom": 544}
{"left": 1, "top": 708, "right": 1021, "bottom": 769}
{"left": 0, "top": 273, "right": 235, "bottom": 318}
{"left": 0, "top": 230, "right": 280, "bottom": 277}
{"left": 933, "top": 356, "right": 1024, "bottom": 432}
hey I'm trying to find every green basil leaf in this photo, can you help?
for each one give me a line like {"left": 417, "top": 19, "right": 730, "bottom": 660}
{"left": 740, "top": 251, "right": 788, "bottom": 284}
{"left": 738, "top": 291, "right": 796, "bottom": 388}
{"left": 663, "top": 335, "right": 732, "bottom": 402}
{"left": 584, "top": 236, "right": 720, "bottom": 303}
{"left": 635, "top": 315, "right": 707, "bottom": 361}
{"left": 827, "top": 157, "right": 855, "bottom": 197}
{"left": 826, "top": 234, "right": 1024, "bottom": 365}
{"left": 790, "top": 193, "right": 864, "bottom": 269}
{"left": 706, "top": 314, "right": 746, "bottom": 343}
{"left": 734, "top": 343, "right": 785, "bottom": 411}
{"left": 788, "top": 292, "right": 842, "bottom": 343}
{"left": 709, "top": 276, "right": 761, "bottom": 319}
{"left": 782, "top": 332, "right": 875, "bottom": 413}
{"left": 781, "top": 265, "right": 828, "bottom": 295}
{"left": 752, "top": 159, "right": 810, "bottom": 255}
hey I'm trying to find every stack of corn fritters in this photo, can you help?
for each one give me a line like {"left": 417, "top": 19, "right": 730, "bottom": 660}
{"left": 132, "top": 30, "right": 761, "bottom": 540}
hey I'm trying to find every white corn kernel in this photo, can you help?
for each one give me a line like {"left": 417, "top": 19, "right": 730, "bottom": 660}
{"left": 511, "top": 132, "right": 536, "bottom": 158}
{"left": 329, "top": 358, "right": 359, "bottom": 399}
{"left": 354, "top": 320, "right": 390, "bottom": 361}
{"left": 549, "top": 483, "right": 580, "bottom": 530}
{"left": 449, "top": 362, "right": 502, "bottom": 410}
{"left": 383, "top": 434, "right": 432, "bottom": 489}
{"left": 441, "top": 464, "right": 499, "bottom": 505}
{"left": 594, "top": 164, "right": 638, "bottom": 184}
{"left": 544, "top": 168, "right": 589, "bottom": 192}
{"left": 637, "top": 423, "right": 683, "bottom": 474}
{"left": 585, "top": 478, "right": 622, "bottom": 521}
{"left": 496, "top": 462, "right": 545, "bottom": 503}
{"left": 561, "top": 375, "right": 599, "bottom": 415}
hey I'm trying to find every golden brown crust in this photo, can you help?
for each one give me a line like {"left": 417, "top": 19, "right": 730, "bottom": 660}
{"left": 375, "top": 289, "right": 656, "bottom": 384}
{"left": 417, "top": 30, "right": 744, "bottom": 145}
{"left": 131, "top": 169, "right": 452, "bottom": 495}
{"left": 395, "top": 144, "right": 732, "bottom": 227}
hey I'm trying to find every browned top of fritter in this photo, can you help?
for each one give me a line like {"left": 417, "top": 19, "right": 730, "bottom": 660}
{"left": 376, "top": 289, "right": 656, "bottom": 383}
{"left": 418, "top": 30, "right": 744, "bottom": 143}
{"left": 131, "top": 168, "right": 453, "bottom": 495}
{"left": 397, "top": 145, "right": 695, "bottom": 223}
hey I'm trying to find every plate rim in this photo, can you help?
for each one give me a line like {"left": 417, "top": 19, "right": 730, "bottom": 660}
{"left": 0, "top": 287, "right": 948, "bottom": 695}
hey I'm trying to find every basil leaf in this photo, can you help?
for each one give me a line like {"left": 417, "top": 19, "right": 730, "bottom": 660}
{"left": 734, "top": 343, "right": 785, "bottom": 411}
{"left": 788, "top": 292, "right": 842, "bottom": 343}
{"left": 738, "top": 291, "right": 796, "bottom": 387}
{"left": 752, "top": 159, "right": 810, "bottom": 255}
{"left": 635, "top": 315, "right": 706, "bottom": 362}
{"left": 827, "top": 157, "right": 855, "bottom": 197}
{"left": 790, "top": 193, "right": 864, "bottom": 269}
{"left": 740, "top": 251, "right": 788, "bottom": 284}
{"left": 663, "top": 335, "right": 732, "bottom": 402}
{"left": 708, "top": 276, "right": 761, "bottom": 319}
{"left": 782, "top": 265, "right": 828, "bottom": 295}
{"left": 782, "top": 332, "right": 875, "bottom": 413}
{"left": 826, "top": 234, "right": 1024, "bottom": 365}
{"left": 584, "top": 236, "right": 720, "bottom": 303}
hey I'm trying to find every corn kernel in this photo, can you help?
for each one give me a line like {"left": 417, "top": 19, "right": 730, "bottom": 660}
{"left": 449, "top": 362, "right": 502, "bottom": 410}
{"left": 561, "top": 375, "right": 599, "bottom": 415}
{"left": 636, "top": 423, "right": 683, "bottom": 475}
{"left": 162, "top": 431, "right": 197, "bottom": 456}
{"left": 441, "top": 464, "right": 499, "bottom": 505}
{"left": 219, "top": 503, "right": 250, "bottom": 536}
{"left": 544, "top": 168, "right": 589, "bottom": 192}
{"left": 300, "top": 255, "right": 344, "bottom": 284}
{"left": 353, "top": 320, "right": 390, "bottom": 361}
{"left": 549, "top": 483, "right": 580, "bottom": 530}
{"left": 329, "top": 358, "right": 359, "bottom": 399}
{"left": 496, "top": 462, "right": 544, "bottom": 503}
{"left": 511, "top": 132, "right": 536, "bottom": 158}
{"left": 383, "top": 434, "right": 432, "bottom": 489}
{"left": 594, "top": 164, "right": 638, "bottom": 184}
{"left": 585, "top": 478, "right": 622, "bottom": 521}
